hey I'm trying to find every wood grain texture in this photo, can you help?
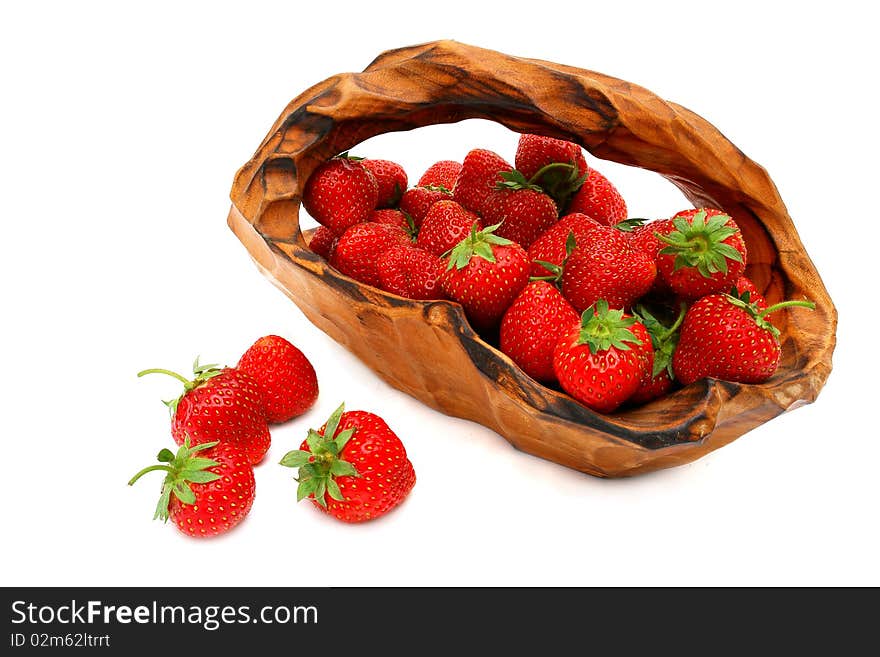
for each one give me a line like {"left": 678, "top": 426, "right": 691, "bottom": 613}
{"left": 227, "top": 40, "right": 836, "bottom": 477}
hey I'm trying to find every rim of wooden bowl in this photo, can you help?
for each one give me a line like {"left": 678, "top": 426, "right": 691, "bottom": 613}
{"left": 227, "top": 40, "right": 836, "bottom": 476}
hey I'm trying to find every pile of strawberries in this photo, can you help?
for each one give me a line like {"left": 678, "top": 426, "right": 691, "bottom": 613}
{"left": 303, "top": 134, "right": 815, "bottom": 413}
{"left": 129, "top": 336, "right": 416, "bottom": 537}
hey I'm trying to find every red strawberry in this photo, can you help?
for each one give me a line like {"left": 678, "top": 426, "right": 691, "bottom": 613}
{"left": 441, "top": 223, "right": 531, "bottom": 332}
{"left": 369, "top": 208, "right": 415, "bottom": 238}
{"left": 418, "top": 160, "right": 462, "bottom": 189}
{"left": 515, "top": 133, "right": 588, "bottom": 180}
{"left": 330, "top": 221, "right": 410, "bottom": 287}
{"left": 628, "top": 303, "right": 687, "bottom": 405}
{"left": 654, "top": 208, "right": 747, "bottom": 299}
{"left": 733, "top": 275, "right": 767, "bottom": 310}
{"left": 377, "top": 245, "right": 447, "bottom": 300}
{"left": 280, "top": 403, "right": 416, "bottom": 523}
{"left": 362, "top": 159, "right": 408, "bottom": 208}
{"left": 627, "top": 218, "right": 674, "bottom": 295}
{"left": 138, "top": 360, "right": 270, "bottom": 465}
{"left": 560, "top": 226, "right": 657, "bottom": 312}
{"left": 452, "top": 148, "right": 513, "bottom": 215}
{"left": 415, "top": 199, "right": 482, "bottom": 257}
{"left": 528, "top": 212, "right": 602, "bottom": 278}
{"left": 237, "top": 335, "right": 319, "bottom": 424}
{"left": 302, "top": 156, "right": 379, "bottom": 235}
{"left": 482, "top": 172, "right": 558, "bottom": 249}
{"left": 399, "top": 185, "right": 453, "bottom": 229}
{"left": 514, "top": 133, "right": 588, "bottom": 208}
{"left": 129, "top": 439, "right": 255, "bottom": 538}
{"left": 499, "top": 281, "right": 579, "bottom": 382}
{"left": 568, "top": 167, "right": 627, "bottom": 225}
{"left": 553, "top": 300, "right": 648, "bottom": 413}
{"left": 672, "top": 292, "right": 815, "bottom": 385}
{"left": 308, "top": 225, "right": 338, "bottom": 261}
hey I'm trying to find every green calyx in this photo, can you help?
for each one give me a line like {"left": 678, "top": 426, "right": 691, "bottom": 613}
{"left": 445, "top": 222, "right": 514, "bottom": 270}
{"left": 335, "top": 151, "right": 364, "bottom": 162}
{"left": 421, "top": 184, "right": 452, "bottom": 194}
{"left": 278, "top": 403, "right": 360, "bottom": 508}
{"left": 576, "top": 299, "right": 643, "bottom": 355}
{"left": 634, "top": 302, "right": 687, "bottom": 378}
{"left": 494, "top": 170, "right": 544, "bottom": 193}
{"left": 655, "top": 209, "right": 743, "bottom": 278}
{"left": 401, "top": 210, "right": 418, "bottom": 240}
{"left": 137, "top": 357, "right": 224, "bottom": 416}
{"left": 524, "top": 162, "right": 586, "bottom": 210}
{"left": 614, "top": 218, "right": 647, "bottom": 233}
{"left": 530, "top": 230, "right": 578, "bottom": 284}
{"left": 127, "top": 438, "right": 221, "bottom": 522}
{"left": 724, "top": 291, "right": 816, "bottom": 338}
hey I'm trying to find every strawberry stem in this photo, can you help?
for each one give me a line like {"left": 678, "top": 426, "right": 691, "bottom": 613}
{"left": 127, "top": 464, "right": 172, "bottom": 486}
{"left": 137, "top": 368, "right": 193, "bottom": 388}
{"left": 759, "top": 299, "right": 816, "bottom": 317}
{"left": 657, "top": 301, "right": 688, "bottom": 341}
{"left": 128, "top": 439, "right": 221, "bottom": 522}
{"left": 137, "top": 360, "right": 225, "bottom": 415}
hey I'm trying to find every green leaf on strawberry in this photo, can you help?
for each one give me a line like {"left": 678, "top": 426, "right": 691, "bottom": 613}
{"left": 655, "top": 209, "right": 744, "bottom": 278}
{"left": 137, "top": 357, "right": 225, "bottom": 417}
{"left": 279, "top": 403, "right": 361, "bottom": 509}
{"left": 576, "top": 299, "right": 643, "bottom": 355}
{"left": 634, "top": 302, "right": 687, "bottom": 378}
{"left": 128, "top": 438, "right": 221, "bottom": 522}
{"left": 722, "top": 292, "right": 816, "bottom": 339}
{"left": 495, "top": 169, "right": 544, "bottom": 192}
{"left": 446, "top": 222, "right": 515, "bottom": 270}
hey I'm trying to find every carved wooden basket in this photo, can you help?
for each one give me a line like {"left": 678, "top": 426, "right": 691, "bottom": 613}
{"left": 227, "top": 41, "right": 836, "bottom": 477}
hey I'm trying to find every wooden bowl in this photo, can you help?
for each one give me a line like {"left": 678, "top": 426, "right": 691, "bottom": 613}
{"left": 227, "top": 40, "right": 836, "bottom": 478}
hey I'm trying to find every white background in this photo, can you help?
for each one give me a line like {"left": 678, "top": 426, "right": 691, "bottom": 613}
{"left": 2, "top": 1, "right": 877, "bottom": 587}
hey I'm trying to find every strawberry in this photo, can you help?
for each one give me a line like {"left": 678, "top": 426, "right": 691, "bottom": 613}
{"left": 515, "top": 133, "right": 588, "bottom": 180}
{"left": 628, "top": 303, "right": 687, "bottom": 405}
{"left": 302, "top": 155, "right": 379, "bottom": 235}
{"left": 441, "top": 223, "right": 531, "bottom": 332}
{"left": 553, "top": 300, "right": 648, "bottom": 413}
{"left": 377, "top": 245, "right": 447, "bottom": 300}
{"left": 418, "top": 160, "right": 462, "bottom": 189}
{"left": 672, "top": 292, "right": 815, "bottom": 385}
{"left": 330, "top": 221, "right": 410, "bottom": 287}
{"left": 499, "top": 281, "right": 579, "bottom": 382}
{"left": 415, "top": 199, "right": 482, "bottom": 257}
{"left": 369, "top": 208, "right": 416, "bottom": 238}
{"left": 568, "top": 167, "right": 628, "bottom": 225}
{"left": 362, "top": 159, "right": 408, "bottom": 208}
{"left": 560, "top": 226, "right": 657, "bottom": 312}
{"left": 528, "top": 212, "right": 602, "bottom": 278}
{"left": 279, "top": 403, "right": 416, "bottom": 523}
{"left": 308, "top": 225, "right": 338, "bottom": 261}
{"left": 626, "top": 218, "right": 674, "bottom": 295}
{"left": 452, "top": 148, "right": 513, "bottom": 215}
{"left": 654, "top": 208, "right": 747, "bottom": 299}
{"left": 237, "top": 335, "right": 319, "bottom": 424}
{"left": 138, "top": 360, "right": 270, "bottom": 465}
{"left": 399, "top": 185, "right": 453, "bottom": 229}
{"left": 514, "top": 133, "right": 588, "bottom": 208}
{"left": 482, "top": 171, "right": 559, "bottom": 249}
{"left": 733, "top": 275, "right": 767, "bottom": 309}
{"left": 129, "top": 439, "right": 255, "bottom": 538}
